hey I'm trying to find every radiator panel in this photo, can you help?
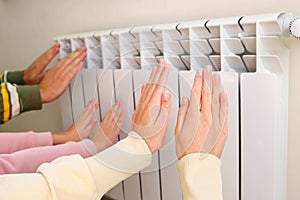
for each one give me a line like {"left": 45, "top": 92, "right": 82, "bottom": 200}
{"left": 56, "top": 12, "right": 291, "bottom": 200}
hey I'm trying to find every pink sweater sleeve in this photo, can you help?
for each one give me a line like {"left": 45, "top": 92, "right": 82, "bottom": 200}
{"left": 0, "top": 139, "right": 97, "bottom": 174}
{"left": 0, "top": 131, "right": 53, "bottom": 154}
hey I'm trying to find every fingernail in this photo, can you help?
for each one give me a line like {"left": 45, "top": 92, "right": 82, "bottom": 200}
{"left": 163, "top": 92, "right": 170, "bottom": 101}
{"left": 196, "top": 71, "right": 200, "bottom": 76}
{"left": 159, "top": 59, "right": 164, "bottom": 65}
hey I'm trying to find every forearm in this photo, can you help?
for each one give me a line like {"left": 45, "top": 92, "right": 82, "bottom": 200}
{"left": 86, "top": 131, "right": 152, "bottom": 195}
{"left": 0, "top": 131, "right": 52, "bottom": 153}
{"left": 0, "top": 132, "right": 151, "bottom": 199}
{"left": 0, "top": 70, "right": 25, "bottom": 85}
{"left": 0, "top": 82, "right": 42, "bottom": 124}
{"left": 178, "top": 154, "right": 223, "bottom": 200}
{"left": 0, "top": 139, "right": 97, "bottom": 174}
{"left": 0, "top": 155, "right": 96, "bottom": 200}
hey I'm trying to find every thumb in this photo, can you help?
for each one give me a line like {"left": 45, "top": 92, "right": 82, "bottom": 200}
{"left": 175, "top": 96, "right": 189, "bottom": 136}
{"left": 156, "top": 92, "right": 171, "bottom": 126}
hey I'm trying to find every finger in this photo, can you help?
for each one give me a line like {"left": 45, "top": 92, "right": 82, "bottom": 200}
{"left": 94, "top": 101, "right": 100, "bottom": 111}
{"left": 155, "top": 92, "right": 171, "bottom": 129}
{"left": 31, "top": 44, "right": 60, "bottom": 72}
{"left": 40, "top": 43, "right": 60, "bottom": 68}
{"left": 203, "top": 65, "right": 212, "bottom": 93}
{"left": 210, "top": 93, "right": 228, "bottom": 158}
{"left": 112, "top": 101, "right": 122, "bottom": 125}
{"left": 141, "top": 63, "right": 164, "bottom": 104}
{"left": 189, "top": 71, "right": 202, "bottom": 111}
{"left": 86, "top": 118, "right": 98, "bottom": 133}
{"left": 78, "top": 98, "right": 96, "bottom": 121}
{"left": 107, "top": 101, "right": 119, "bottom": 122}
{"left": 141, "top": 83, "right": 147, "bottom": 95}
{"left": 60, "top": 51, "right": 86, "bottom": 75}
{"left": 219, "top": 92, "right": 228, "bottom": 127}
{"left": 60, "top": 47, "right": 86, "bottom": 67}
{"left": 148, "top": 67, "right": 157, "bottom": 83}
{"left": 146, "top": 61, "right": 170, "bottom": 104}
{"left": 116, "top": 112, "right": 124, "bottom": 130}
{"left": 102, "top": 108, "right": 112, "bottom": 122}
{"left": 157, "top": 62, "right": 170, "bottom": 91}
{"left": 174, "top": 96, "right": 189, "bottom": 136}
{"left": 64, "top": 60, "right": 84, "bottom": 83}
{"left": 201, "top": 66, "right": 212, "bottom": 115}
{"left": 212, "top": 73, "right": 221, "bottom": 119}
{"left": 149, "top": 60, "right": 164, "bottom": 86}
{"left": 139, "top": 82, "right": 148, "bottom": 103}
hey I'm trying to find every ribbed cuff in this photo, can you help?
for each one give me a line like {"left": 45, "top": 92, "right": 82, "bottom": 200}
{"left": 17, "top": 85, "right": 42, "bottom": 112}
{"left": 6, "top": 70, "right": 25, "bottom": 85}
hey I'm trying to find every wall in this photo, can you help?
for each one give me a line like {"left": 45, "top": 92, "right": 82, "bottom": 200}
{"left": 0, "top": 0, "right": 299, "bottom": 199}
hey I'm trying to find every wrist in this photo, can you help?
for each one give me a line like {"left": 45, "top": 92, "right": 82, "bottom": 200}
{"left": 39, "top": 86, "right": 47, "bottom": 103}
{"left": 52, "top": 132, "right": 68, "bottom": 145}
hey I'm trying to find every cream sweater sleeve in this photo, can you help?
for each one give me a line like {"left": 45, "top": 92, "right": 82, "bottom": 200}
{"left": 0, "top": 131, "right": 152, "bottom": 200}
{"left": 178, "top": 153, "right": 223, "bottom": 200}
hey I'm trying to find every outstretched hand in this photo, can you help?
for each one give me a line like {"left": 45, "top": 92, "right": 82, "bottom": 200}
{"left": 175, "top": 66, "right": 228, "bottom": 159}
{"left": 39, "top": 47, "right": 86, "bottom": 103}
{"left": 52, "top": 98, "right": 99, "bottom": 145}
{"left": 23, "top": 44, "right": 60, "bottom": 85}
{"left": 92, "top": 100, "right": 124, "bottom": 152}
{"left": 132, "top": 59, "right": 171, "bottom": 153}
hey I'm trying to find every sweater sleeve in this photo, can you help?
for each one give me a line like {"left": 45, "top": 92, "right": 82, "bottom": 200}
{"left": 178, "top": 153, "right": 223, "bottom": 200}
{"left": 0, "top": 131, "right": 152, "bottom": 200}
{"left": 0, "top": 139, "right": 97, "bottom": 174}
{"left": 0, "top": 131, "right": 53, "bottom": 154}
{"left": 0, "top": 82, "right": 42, "bottom": 124}
{"left": 0, "top": 70, "right": 25, "bottom": 85}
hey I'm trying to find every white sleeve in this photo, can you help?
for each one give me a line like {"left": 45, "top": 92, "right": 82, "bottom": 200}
{"left": 0, "top": 131, "right": 152, "bottom": 200}
{"left": 178, "top": 153, "right": 223, "bottom": 200}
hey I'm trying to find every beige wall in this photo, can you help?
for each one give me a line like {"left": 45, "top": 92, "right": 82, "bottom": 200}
{"left": 0, "top": 0, "right": 300, "bottom": 199}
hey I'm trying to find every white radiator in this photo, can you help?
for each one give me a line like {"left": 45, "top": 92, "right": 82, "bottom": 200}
{"left": 55, "top": 12, "right": 296, "bottom": 200}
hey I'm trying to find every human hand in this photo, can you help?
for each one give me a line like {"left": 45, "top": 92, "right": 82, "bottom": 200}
{"left": 132, "top": 59, "right": 171, "bottom": 153}
{"left": 175, "top": 66, "right": 228, "bottom": 159}
{"left": 39, "top": 47, "right": 86, "bottom": 103}
{"left": 52, "top": 98, "right": 99, "bottom": 145}
{"left": 91, "top": 100, "right": 124, "bottom": 152}
{"left": 175, "top": 66, "right": 212, "bottom": 159}
{"left": 23, "top": 44, "right": 60, "bottom": 85}
{"left": 202, "top": 73, "right": 228, "bottom": 158}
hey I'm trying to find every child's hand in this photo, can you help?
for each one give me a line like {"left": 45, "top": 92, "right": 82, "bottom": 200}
{"left": 91, "top": 100, "right": 124, "bottom": 152}
{"left": 131, "top": 59, "right": 171, "bottom": 153}
{"left": 39, "top": 47, "right": 86, "bottom": 103}
{"left": 52, "top": 98, "right": 99, "bottom": 145}
{"left": 23, "top": 44, "right": 60, "bottom": 85}
{"left": 175, "top": 66, "right": 228, "bottom": 159}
